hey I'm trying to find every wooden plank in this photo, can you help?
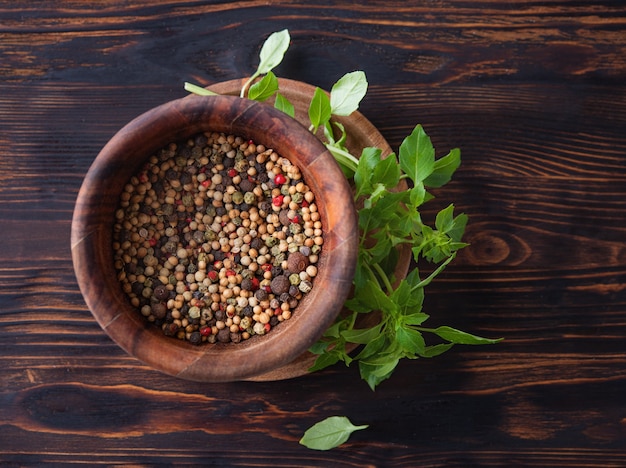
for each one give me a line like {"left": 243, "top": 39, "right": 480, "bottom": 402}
{"left": 1, "top": 0, "right": 626, "bottom": 465}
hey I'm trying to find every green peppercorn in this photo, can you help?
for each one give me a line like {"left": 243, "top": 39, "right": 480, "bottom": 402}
{"left": 243, "top": 192, "right": 256, "bottom": 204}
{"left": 232, "top": 191, "right": 244, "bottom": 204}
{"left": 188, "top": 306, "right": 201, "bottom": 319}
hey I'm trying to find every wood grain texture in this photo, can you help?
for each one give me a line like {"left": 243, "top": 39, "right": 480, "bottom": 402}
{"left": 2, "top": 0, "right": 626, "bottom": 466}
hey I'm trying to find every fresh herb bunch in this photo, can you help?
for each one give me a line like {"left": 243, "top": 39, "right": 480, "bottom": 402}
{"left": 186, "top": 29, "right": 501, "bottom": 392}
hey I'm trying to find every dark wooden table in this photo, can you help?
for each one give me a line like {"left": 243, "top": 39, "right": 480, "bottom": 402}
{"left": 2, "top": 1, "right": 625, "bottom": 466}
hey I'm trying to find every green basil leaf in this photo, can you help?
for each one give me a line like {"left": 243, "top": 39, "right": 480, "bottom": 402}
{"left": 448, "top": 212, "right": 468, "bottom": 243}
{"left": 435, "top": 204, "right": 455, "bottom": 233}
{"left": 424, "top": 147, "right": 461, "bottom": 188}
{"left": 274, "top": 92, "right": 295, "bottom": 117}
{"left": 377, "top": 245, "right": 399, "bottom": 279}
{"left": 354, "top": 147, "right": 381, "bottom": 199}
{"left": 366, "top": 233, "right": 393, "bottom": 264}
{"left": 308, "top": 87, "right": 332, "bottom": 131}
{"left": 420, "top": 343, "right": 455, "bottom": 358}
{"left": 371, "top": 190, "right": 410, "bottom": 215}
{"left": 248, "top": 71, "right": 278, "bottom": 101}
{"left": 373, "top": 153, "right": 401, "bottom": 188}
{"left": 399, "top": 124, "right": 435, "bottom": 183}
{"left": 330, "top": 71, "right": 368, "bottom": 116}
{"left": 355, "top": 280, "right": 397, "bottom": 315}
{"left": 308, "top": 349, "right": 342, "bottom": 373}
{"left": 402, "top": 312, "right": 429, "bottom": 326}
{"left": 258, "top": 29, "right": 290, "bottom": 74}
{"left": 409, "top": 182, "right": 426, "bottom": 208}
{"left": 341, "top": 324, "right": 383, "bottom": 344}
{"left": 390, "top": 279, "right": 424, "bottom": 314}
{"left": 354, "top": 332, "right": 387, "bottom": 361}
{"left": 359, "top": 356, "right": 400, "bottom": 390}
{"left": 396, "top": 327, "right": 425, "bottom": 355}
{"left": 300, "top": 416, "right": 368, "bottom": 450}
{"left": 432, "top": 326, "right": 503, "bottom": 345}
{"left": 308, "top": 341, "right": 329, "bottom": 355}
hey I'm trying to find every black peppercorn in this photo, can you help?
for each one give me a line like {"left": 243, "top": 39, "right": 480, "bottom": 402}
{"left": 189, "top": 331, "right": 202, "bottom": 345}
{"left": 217, "top": 328, "right": 231, "bottom": 343}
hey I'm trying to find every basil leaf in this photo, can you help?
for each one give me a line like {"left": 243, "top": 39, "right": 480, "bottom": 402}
{"left": 274, "top": 92, "right": 295, "bottom": 117}
{"left": 402, "top": 312, "right": 429, "bottom": 326}
{"left": 300, "top": 416, "right": 368, "bottom": 451}
{"left": 308, "top": 349, "right": 342, "bottom": 373}
{"left": 308, "top": 87, "right": 332, "bottom": 131}
{"left": 356, "top": 280, "right": 397, "bottom": 315}
{"left": 448, "top": 212, "right": 468, "bottom": 243}
{"left": 359, "top": 355, "right": 400, "bottom": 390}
{"left": 399, "top": 124, "right": 435, "bottom": 183}
{"left": 432, "top": 326, "right": 503, "bottom": 345}
{"left": 341, "top": 324, "right": 383, "bottom": 345}
{"left": 258, "top": 29, "right": 290, "bottom": 74}
{"left": 330, "top": 71, "right": 368, "bottom": 116}
{"left": 373, "top": 153, "right": 401, "bottom": 188}
{"left": 354, "top": 147, "right": 381, "bottom": 198}
{"left": 435, "top": 204, "right": 455, "bottom": 233}
{"left": 390, "top": 279, "right": 424, "bottom": 315}
{"left": 396, "top": 326, "right": 425, "bottom": 355}
{"left": 420, "top": 343, "right": 454, "bottom": 358}
{"left": 409, "top": 182, "right": 427, "bottom": 208}
{"left": 248, "top": 71, "right": 278, "bottom": 101}
{"left": 424, "top": 147, "right": 461, "bottom": 188}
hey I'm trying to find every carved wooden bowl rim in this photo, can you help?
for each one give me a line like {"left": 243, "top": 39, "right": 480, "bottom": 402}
{"left": 71, "top": 90, "right": 358, "bottom": 382}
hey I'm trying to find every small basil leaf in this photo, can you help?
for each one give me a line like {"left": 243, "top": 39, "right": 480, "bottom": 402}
{"left": 257, "top": 29, "right": 290, "bottom": 74}
{"left": 248, "top": 71, "right": 278, "bottom": 101}
{"left": 300, "top": 416, "right": 368, "bottom": 451}
{"left": 420, "top": 343, "right": 455, "bottom": 358}
{"left": 433, "top": 326, "right": 503, "bottom": 345}
{"left": 399, "top": 124, "right": 435, "bottom": 183}
{"left": 274, "top": 92, "right": 295, "bottom": 117}
{"left": 330, "top": 71, "right": 368, "bottom": 116}
{"left": 341, "top": 324, "right": 383, "bottom": 345}
{"left": 372, "top": 153, "right": 401, "bottom": 188}
{"left": 424, "top": 147, "right": 461, "bottom": 188}
{"left": 308, "top": 87, "right": 332, "bottom": 131}
{"left": 395, "top": 326, "right": 425, "bottom": 355}
{"left": 308, "top": 349, "right": 342, "bottom": 373}
{"left": 354, "top": 147, "right": 382, "bottom": 199}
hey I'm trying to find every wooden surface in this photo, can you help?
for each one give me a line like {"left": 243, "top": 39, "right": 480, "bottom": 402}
{"left": 1, "top": 1, "right": 625, "bottom": 465}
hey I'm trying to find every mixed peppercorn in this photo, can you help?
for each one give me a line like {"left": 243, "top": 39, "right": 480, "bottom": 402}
{"left": 112, "top": 132, "right": 323, "bottom": 345}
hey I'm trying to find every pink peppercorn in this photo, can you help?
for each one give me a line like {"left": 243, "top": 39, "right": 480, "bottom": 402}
{"left": 274, "top": 173, "right": 287, "bottom": 185}
{"left": 272, "top": 195, "right": 284, "bottom": 206}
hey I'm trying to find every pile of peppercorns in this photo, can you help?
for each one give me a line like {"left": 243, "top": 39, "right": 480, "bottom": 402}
{"left": 112, "top": 132, "right": 323, "bottom": 345}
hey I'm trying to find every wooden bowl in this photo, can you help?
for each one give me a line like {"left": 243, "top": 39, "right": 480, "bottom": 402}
{"left": 71, "top": 92, "right": 358, "bottom": 382}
